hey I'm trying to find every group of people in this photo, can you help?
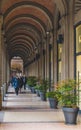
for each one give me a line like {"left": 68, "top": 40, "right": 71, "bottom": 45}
{"left": 10, "top": 75, "right": 27, "bottom": 95}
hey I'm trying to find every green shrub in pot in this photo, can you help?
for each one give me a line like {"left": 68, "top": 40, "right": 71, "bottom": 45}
{"left": 57, "top": 79, "right": 79, "bottom": 124}
{"left": 46, "top": 90, "right": 61, "bottom": 108}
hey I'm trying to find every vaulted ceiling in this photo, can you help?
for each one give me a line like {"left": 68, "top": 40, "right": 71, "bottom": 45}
{"left": 0, "top": 0, "right": 55, "bottom": 66}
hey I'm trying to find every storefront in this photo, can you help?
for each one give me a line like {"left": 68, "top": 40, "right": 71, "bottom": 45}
{"left": 75, "top": 23, "right": 81, "bottom": 109}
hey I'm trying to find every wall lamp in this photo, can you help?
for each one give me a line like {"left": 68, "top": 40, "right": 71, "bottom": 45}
{"left": 1, "top": 24, "right": 5, "bottom": 35}
{"left": 43, "top": 49, "right": 45, "bottom": 56}
{"left": 4, "top": 35, "right": 7, "bottom": 43}
{"left": 57, "top": 34, "right": 64, "bottom": 44}
{"left": 36, "top": 53, "right": 40, "bottom": 60}
{"left": 46, "top": 28, "right": 54, "bottom": 35}
{"left": 46, "top": 31, "right": 50, "bottom": 35}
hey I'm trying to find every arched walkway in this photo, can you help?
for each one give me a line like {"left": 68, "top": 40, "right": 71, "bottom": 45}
{"left": 0, "top": 0, "right": 81, "bottom": 129}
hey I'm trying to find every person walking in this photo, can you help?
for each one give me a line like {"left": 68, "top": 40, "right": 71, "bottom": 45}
{"left": 18, "top": 76, "right": 23, "bottom": 93}
{"left": 11, "top": 76, "right": 19, "bottom": 95}
{"left": 22, "top": 75, "right": 27, "bottom": 90}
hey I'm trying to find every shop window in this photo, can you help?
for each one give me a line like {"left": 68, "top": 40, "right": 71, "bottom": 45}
{"left": 76, "top": 24, "right": 81, "bottom": 109}
{"left": 76, "top": 25, "right": 81, "bottom": 53}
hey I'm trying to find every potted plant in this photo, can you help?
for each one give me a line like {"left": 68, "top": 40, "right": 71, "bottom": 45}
{"left": 27, "top": 76, "right": 37, "bottom": 93}
{"left": 34, "top": 84, "right": 41, "bottom": 96}
{"left": 39, "top": 79, "right": 49, "bottom": 101}
{"left": 46, "top": 90, "right": 61, "bottom": 109}
{"left": 57, "top": 79, "right": 79, "bottom": 125}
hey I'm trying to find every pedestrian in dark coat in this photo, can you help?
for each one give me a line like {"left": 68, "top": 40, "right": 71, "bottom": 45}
{"left": 18, "top": 76, "right": 23, "bottom": 93}
{"left": 12, "top": 76, "right": 19, "bottom": 95}
{"left": 22, "top": 75, "right": 27, "bottom": 90}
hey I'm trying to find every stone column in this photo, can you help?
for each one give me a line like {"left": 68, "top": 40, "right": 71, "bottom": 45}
{"left": 36, "top": 53, "right": 40, "bottom": 79}
{"left": 5, "top": 44, "right": 7, "bottom": 85}
{"left": 38, "top": 44, "right": 42, "bottom": 78}
{"left": 40, "top": 43, "right": 43, "bottom": 79}
{"left": 44, "top": 38, "right": 47, "bottom": 79}
{"left": 41, "top": 38, "right": 46, "bottom": 80}
{"left": 45, "top": 31, "right": 52, "bottom": 90}
{"left": 6, "top": 54, "right": 10, "bottom": 84}
{"left": 53, "top": 29, "right": 58, "bottom": 84}
{"left": 0, "top": 15, "right": 3, "bottom": 109}
{"left": 59, "top": 15, "right": 69, "bottom": 80}
{"left": 1, "top": 32, "right": 5, "bottom": 84}
{"left": 5, "top": 50, "right": 10, "bottom": 92}
{"left": 46, "top": 33, "right": 50, "bottom": 80}
{"left": 53, "top": 7, "right": 59, "bottom": 84}
{"left": 68, "top": 0, "right": 74, "bottom": 78}
{"left": 35, "top": 59, "right": 38, "bottom": 77}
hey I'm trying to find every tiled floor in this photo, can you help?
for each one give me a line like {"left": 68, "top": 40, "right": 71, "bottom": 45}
{"left": 0, "top": 86, "right": 81, "bottom": 130}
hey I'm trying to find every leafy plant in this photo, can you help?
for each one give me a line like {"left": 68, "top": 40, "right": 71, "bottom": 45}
{"left": 34, "top": 84, "right": 41, "bottom": 90}
{"left": 27, "top": 76, "right": 37, "bottom": 87}
{"left": 57, "top": 79, "right": 78, "bottom": 108}
{"left": 39, "top": 79, "right": 49, "bottom": 93}
{"left": 46, "top": 90, "right": 61, "bottom": 100}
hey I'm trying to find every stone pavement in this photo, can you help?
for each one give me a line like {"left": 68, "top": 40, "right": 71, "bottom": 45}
{"left": 0, "top": 86, "right": 81, "bottom": 130}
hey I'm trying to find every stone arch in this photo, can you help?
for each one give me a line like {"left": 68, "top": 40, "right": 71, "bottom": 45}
{"left": 54, "top": 0, "right": 68, "bottom": 17}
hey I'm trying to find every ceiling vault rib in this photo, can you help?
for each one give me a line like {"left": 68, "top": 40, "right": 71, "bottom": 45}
{"left": 1, "top": 0, "right": 54, "bottom": 65}
{"left": 3, "top": 1, "right": 53, "bottom": 24}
